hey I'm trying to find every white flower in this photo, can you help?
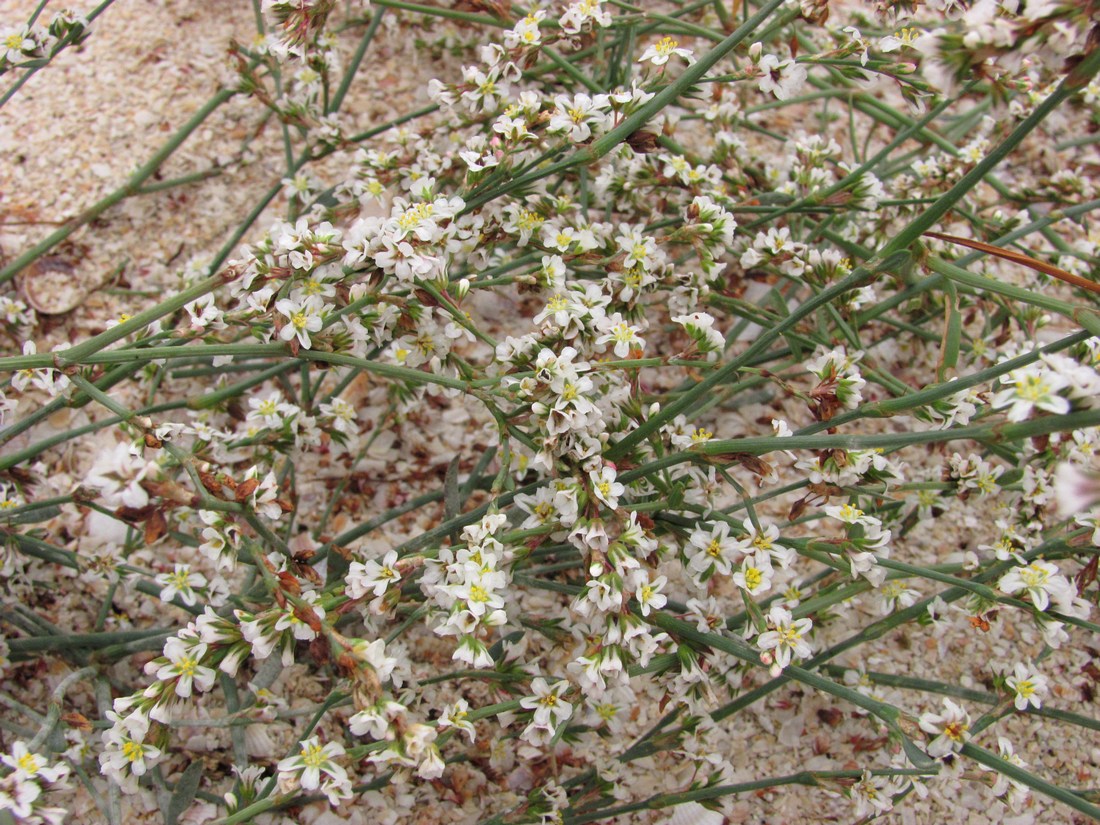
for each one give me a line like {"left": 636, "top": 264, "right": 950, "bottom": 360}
{"left": 988, "top": 737, "right": 1030, "bottom": 810}
{"left": 849, "top": 769, "right": 902, "bottom": 817}
{"left": 639, "top": 36, "right": 694, "bottom": 66}
{"left": 276, "top": 736, "right": 349, "bottom": 794}
{"left": 685, "top": 520, "right": 741, "bottom": 580}
{"left": 732, "top": 551, "right": 773, "bottom": 596}
{"left": 349, "top": 698, "right": 406, "bottom": 740}
{"left": 672, "top": 312, "right": 724, "bottom": 359}
{"left": 346, "top": 550, "right": 401, "bottom": 599}
{"left": 998, "top": 560, "right": 1074, "bottom": 612}
{"left": 756, "top": 606, "right": 813, "bottom": 670}
{"left": 184, "top": 294, "right": 224, "bottom": 330}
{"left": 417, "top": 745, "right": 445, "bottom": 780}
{"left": 247, "top": 390, "right": 298, "bottom": 428}
{"left": 877, "top": 579, "right": 920, "bottom": 615}
{"left": 155, "top": 565, "right": 207, "bottom": 607}
{"left": 842, "top": 26, "right": 870, "bottom": 66}
{"left": 918, "top": 698, "right": 971, "bottom": 758}
{"left": 547, "top": 92, "right": 609, "bottom": 142}
{"left": 99, "top": 711, "right": 161, "bottom": 790}
{"left": 824, "top": 503, "right": 878, "bottom": 526}
{"left": 152, "top": 635, "right": 217, "bottom": 698}
{"left": 437, "top": 698, "right": 476, "bottom": 743}
{"left": 2, "top": 741, "right": 68, "bottom": 784}
{"left": 349, "top": 638, "right": 398, "bottom": 683}
{"left": 589, "top": 465, "right": 624, "bottom": 510}
{"left": 319, "top": 397, "right": 358, "bottom": 434}
{"left": 274, "top": 590, "right": 325, "bottom": 641}
{"left": 0, "top": 27, "right": 36, "bottom": 64}
{"left": 1004, "top": 662, "right": 1048, "bottom": 711}
{"left": 454, "top": 635, "right": 495, "bottom": 669}
{"left": 757, "top": 54, "right": 807, "bottom": 100}
{"left": 520, "top": 677, "right": 573, "bottom": 728}
{"left": 633, "top": 573, "right": 668, "bottom": 616}
{"left": 595, "top": 313, "right": 645, "bottom": 358}
{"left": 991, "top": 362, "right": 1070, "bottom": 422}
{"left": 504, "top": 11, "right": 544, "bottom": 49}
{"left": 275, "top": 295, "right": 325, "bottom": 349}
{"left": 879, "top": 26, "right": 919, "bottom": 53}
{"left": 739, "top": 518, "right": 793, "bottom": 568}
{"left": 559, "top": 0, "right": 611, "bottom": 34}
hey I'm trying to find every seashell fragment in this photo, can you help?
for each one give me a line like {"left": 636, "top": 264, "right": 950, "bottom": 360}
{"left": 18, "top": 256, "right": 86, "bottom": 315}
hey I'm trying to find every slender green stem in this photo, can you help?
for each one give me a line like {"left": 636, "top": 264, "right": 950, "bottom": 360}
{"left": 461, "top": 0, "right": 787, "bottom": 214}
{"left": 0, "top": 88, "right": 237, "bottom": 287}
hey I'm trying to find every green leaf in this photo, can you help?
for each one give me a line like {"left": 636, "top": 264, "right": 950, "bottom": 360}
{"left": 0, "top": 505, "right": 61, "bottom": 525}
{"left": 165, "top": 761, "right": 203, "bottom": 825}
{"left": 444, "top": 454, "right": 462, "bottom": 521}
{"left": 936, "top": 280, "right": 960, "bottom": 382}
{"left": 767, "top": 287, "right": 803, "bottom": 361}
{"left": 900, "top": 736, "right": 936, "bottom": 771}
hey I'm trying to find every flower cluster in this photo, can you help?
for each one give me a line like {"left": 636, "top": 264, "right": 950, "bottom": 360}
{"left": 0, "top": 9, "right": 89, "bottom": 75}
{"left": 0, "top": 742, "right": 70, "bottom": 824}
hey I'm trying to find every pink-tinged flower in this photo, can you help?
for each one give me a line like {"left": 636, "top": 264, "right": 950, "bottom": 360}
{"left": 918, "top": 698, "right": 971, "bottom": 758}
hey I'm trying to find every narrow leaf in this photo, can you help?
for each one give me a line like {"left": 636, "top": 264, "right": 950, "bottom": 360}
{"left": 444, "top": 454, "right": 462, "bottom": 521}
{"left": 165, "top": 761, "right": 203, "bottom": 825}
{"left": 937, "top": 279, "right": 961, "bottom": 381}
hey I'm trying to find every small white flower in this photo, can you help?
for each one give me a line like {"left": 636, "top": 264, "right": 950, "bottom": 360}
{"left": 438, "top": 698, "right": 476, "bottom": 743}
{"left": 988, "top": 736, "right": 1030, "bottom": 809}
{"left": 686, "top": 520, "right": 741, "bottom": 580}
{"left": 520, "top": 677, "right": 573, "bottom": 728}
{"left": 152, "top": 636, "right": 217, "bottom": 698}
{"left": 589, "top": 465, "right": 624, "bottom": 509}
{"left": 639, "top": 36, "right": 694, "bottom": 66}
{"left": 276, "top": 736, "right": 349, "bottom": 795}
{"left": 155, "top": 565, "right": 207, "bottom": 607}
{"left": 918, "top": 698, "right": 971, "bottom": 758}
{"left": 757, "top": 54, "right": 808, "bottom": 100}
{"left": 998, "top": 560, "right": 1073, "bottom": 612}
{"left": 732, "top": 551, "right": 773, "bottom": 596}
{"left": 848, "top": 769, "right": 903, "bottom": 817}
{"left": 99, "top": 711, "right": 162, "bottom": 790}
{"left": 991, "top": 362, "right": 1070, "bottom": 422}
{"left": 2, "top": 741, "right": 68, "bottom": 784}
{"left": 346, "top": 550, "right": 401, "bottom": 600}
{"left": 633, "top": 573, "right": 668, "bottom": 616}
{"left": 756, "top": 606, "right": 813, "bottom": 670}
{"left": 595, "top": 313, "right": 645, "bottom": 358}
{"left": 275, "top": 295, "right": 325, "bottom": 349}
{"left": 1005, "top": 662, "right": 1048, "bottom": 711}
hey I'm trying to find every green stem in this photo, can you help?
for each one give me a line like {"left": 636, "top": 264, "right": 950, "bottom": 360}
{"left": 0, "top": 88, "right": 236, "bottom": 287}
{"left": 460, "top": 0, "right": 787, "bottom": 214}
{"left": 328, "top": 8, "right": 386, "bottom": 114}
{"left": 962, "top": 742, "right": 1100, "bottom": 820}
